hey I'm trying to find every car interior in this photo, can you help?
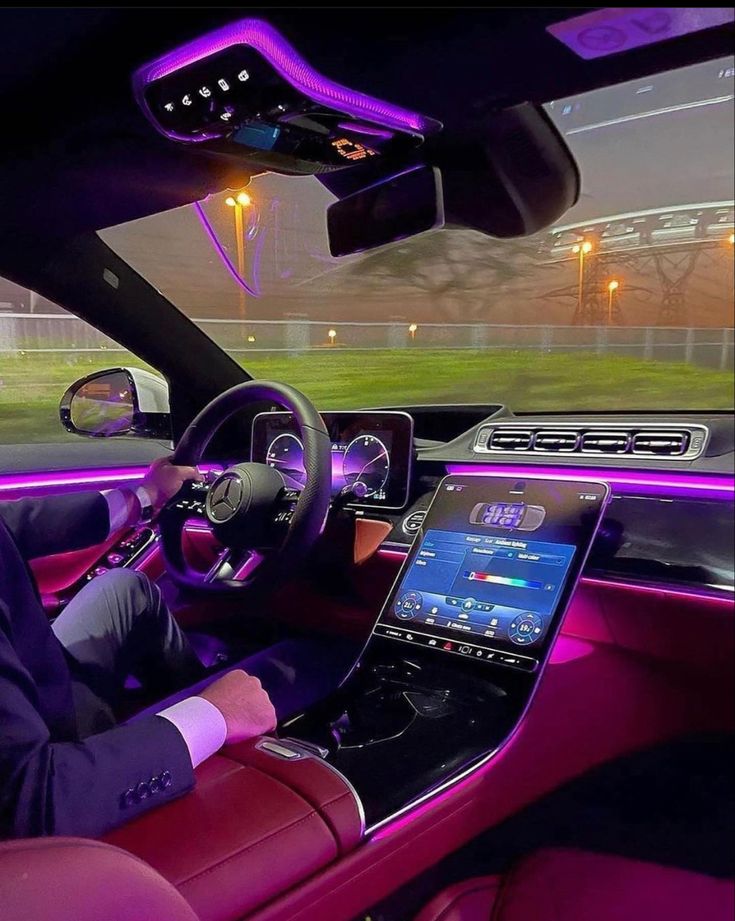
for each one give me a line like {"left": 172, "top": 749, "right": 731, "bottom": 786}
{"left": 0, "top": 8, "right": 733, "bottom": 921}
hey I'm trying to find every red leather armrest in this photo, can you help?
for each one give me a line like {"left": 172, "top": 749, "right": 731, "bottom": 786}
{"left": 226, "top": 738, "right": 363, "bottom": 854}
{"left": 105, "top": 745, "right": 363, "bottom": 921}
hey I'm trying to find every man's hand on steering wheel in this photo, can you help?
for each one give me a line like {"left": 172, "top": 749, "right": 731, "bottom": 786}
{"left": 140, "top": 457, "right": 204, "bottom": 509}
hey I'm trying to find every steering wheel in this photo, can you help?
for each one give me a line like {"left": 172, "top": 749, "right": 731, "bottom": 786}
{"left": 159, "top": 381, "right": 331, "bottom": 593}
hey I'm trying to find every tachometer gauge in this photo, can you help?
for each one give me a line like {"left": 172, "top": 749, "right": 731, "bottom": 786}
{"left": 342, "top": 434, "right": 390, "bottom": 498}
{"left": 266, "top": 433, "right": 306, "bottom": 488}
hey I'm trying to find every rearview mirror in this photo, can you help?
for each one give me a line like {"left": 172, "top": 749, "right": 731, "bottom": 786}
{"left": 60, "top": 367, "right": 171, "bottom": 439}
{"left": 321, "top": 102, "right": 579, "bottom": 250}
{"left": 327, "top": 166, "right": 444, "bottom": 257}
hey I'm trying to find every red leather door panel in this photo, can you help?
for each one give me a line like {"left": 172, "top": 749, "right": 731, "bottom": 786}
{"left": 30, "top": 532, "right": 126, "bottom": 595}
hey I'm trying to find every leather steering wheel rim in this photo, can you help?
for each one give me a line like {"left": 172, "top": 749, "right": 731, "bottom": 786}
{"left": 159, "top": 380, "right": 331, "bottom": 593}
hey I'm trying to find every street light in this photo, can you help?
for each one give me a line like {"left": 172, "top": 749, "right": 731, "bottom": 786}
{"left": 408, "top": 322, "right": 418, "bottom": 341}
{"left": 572, "top": 241, "right": 593, "bottom": 318}
{"left": 328, "top": 328, "right": 337, "bottom": 346}
{"left": 225, "top": 190, "right": 253, "bottom": 322}
{"left": 607, "top": 279, "right": 619, "bottom": 325}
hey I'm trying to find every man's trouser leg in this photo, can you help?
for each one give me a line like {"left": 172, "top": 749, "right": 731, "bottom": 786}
{"left": 52, "top": 569, "right": 203, "bottom": 735}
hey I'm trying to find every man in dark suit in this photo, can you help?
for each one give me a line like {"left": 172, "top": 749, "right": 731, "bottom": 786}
{"left": 0, "top": 458, "right": 277, "bottom": 840}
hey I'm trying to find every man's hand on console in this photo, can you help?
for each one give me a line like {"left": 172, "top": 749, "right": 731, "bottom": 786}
{"left": 199, "top": 670, "right": 278, "bottom": 744}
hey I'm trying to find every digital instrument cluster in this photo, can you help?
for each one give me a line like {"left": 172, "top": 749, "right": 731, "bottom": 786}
{"left": 251, "top": 411, "right": 413, "bottom": 509}
{"left": 374, "top": 475, "right": 609, "bottom": 672}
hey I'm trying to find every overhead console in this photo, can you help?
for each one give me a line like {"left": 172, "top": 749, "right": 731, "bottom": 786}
{"left": 133, "top": 19, "right": 440, "bottom": 174}
{"left": 284, "top": 474, "right": 609, "bottom": 827}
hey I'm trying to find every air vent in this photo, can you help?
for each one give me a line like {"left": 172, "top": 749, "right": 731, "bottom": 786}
{"left": 580, "top": 432, "right": 629, "bottom": 454}
{"left": 402, "top": 510, "right": 427, "bottom": 536}
{"left": 632, "top": 431, "right": 689, "bottom": 456}
{"left": 471, "top": 423, "right": 706, "bottom": 459}
{"left": 489, "top": 430, "right": 533, "bottom": 451}
{"left": 533, "top": 431, "right": 579, "bottom": 452}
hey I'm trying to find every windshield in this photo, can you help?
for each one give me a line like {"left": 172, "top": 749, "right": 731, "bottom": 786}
{"left": 101, "top": 57, "right": 734, "bottom": 412}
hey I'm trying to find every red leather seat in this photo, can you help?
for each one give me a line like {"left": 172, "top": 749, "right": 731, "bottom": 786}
{"left": 0, "top": 837, "right": 199, "bottom": 921}
{"left": 414, "top": 848, "right": 735, "bottom": 921}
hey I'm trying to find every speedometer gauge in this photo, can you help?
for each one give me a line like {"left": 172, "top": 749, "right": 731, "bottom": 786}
{"left": 266, "top": 433, "right": 306, "bottom": 488}
{"left": 342, "top": 434, "right": 390, "bottom": 498}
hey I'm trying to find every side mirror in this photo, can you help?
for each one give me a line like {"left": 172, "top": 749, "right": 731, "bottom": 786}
{"left": 59, "top": 367, "right": 171, "bottom": 439}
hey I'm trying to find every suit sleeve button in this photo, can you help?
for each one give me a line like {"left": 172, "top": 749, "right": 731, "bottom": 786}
{"left": 160, "top": 770, "right": 173, "bottom": 789}
{"left": 136, "top": 781, "right": 151, "bottom": 800}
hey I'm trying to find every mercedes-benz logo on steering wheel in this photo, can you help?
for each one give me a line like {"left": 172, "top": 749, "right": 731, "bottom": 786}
{"left": 206, "top": 473, "right": 243, "bottom": 523}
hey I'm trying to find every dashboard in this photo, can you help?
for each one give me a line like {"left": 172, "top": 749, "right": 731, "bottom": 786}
{"left": 251, "top": 410, "right": 413, "bottom": 509}
{"left": 247, "top": 406, "right": 733, "bottom": 594}
{"left": 378, "top": 409, "right": 735, "bottom": 596}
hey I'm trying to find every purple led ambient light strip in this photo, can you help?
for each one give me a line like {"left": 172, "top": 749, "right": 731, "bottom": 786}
{"left": 133, "top": 18, "right": 438, "bottom": 137}
{"left": 445, "top": 463, "right": 735, "bottom": 501}
{"left": 0, "top": 465, "right": 223, "bottom": 495}
{"left": 0, "top": 467, "right": 147, "bottom": 493}
{"left": 193, "top": 201, "right": 259, "bottom": 297}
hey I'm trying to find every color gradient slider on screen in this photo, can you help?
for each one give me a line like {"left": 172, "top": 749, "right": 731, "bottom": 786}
{"left": 465, "top": 571, "right": 543, "bottom": 589}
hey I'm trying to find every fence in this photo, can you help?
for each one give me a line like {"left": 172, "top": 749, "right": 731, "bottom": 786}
{"left": 1, "top": 313, "right": 733, "bottom": 371}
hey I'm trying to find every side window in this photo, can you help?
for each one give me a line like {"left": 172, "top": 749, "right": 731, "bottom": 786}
{"left": 0, "top": 277, "right": 155, "bottom": 446}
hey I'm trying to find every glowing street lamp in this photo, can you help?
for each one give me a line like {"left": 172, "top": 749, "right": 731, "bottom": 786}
{"left": 572, "top": 240, "right": 593, "bottom": 317}
{"left": 607, "top": 279, "right": 619, "bottom": 325}
{"left": 328, "top": 328, "right": 337, "bottom": 346}
{"left": 225, "top": 190, "right": 253, "bottom": 322}
{"left": 408, "top": 322, "right": 418, "bottom": 341}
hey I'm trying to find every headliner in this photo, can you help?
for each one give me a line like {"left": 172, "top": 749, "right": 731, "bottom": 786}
{"left": 0, "top": 8, "right": 732, "bottom": 239}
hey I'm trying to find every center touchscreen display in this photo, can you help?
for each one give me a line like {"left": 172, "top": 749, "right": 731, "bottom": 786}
{"left": 373, "top": 474, "right": 609, "bottom": 672}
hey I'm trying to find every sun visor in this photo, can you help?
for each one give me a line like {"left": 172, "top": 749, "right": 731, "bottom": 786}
{"left": 547, "top": 7, "right": 734, "bottom": 61}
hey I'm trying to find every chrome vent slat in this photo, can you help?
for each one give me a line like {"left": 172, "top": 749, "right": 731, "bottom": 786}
{"left": 472, "top": 424, "right": 706, "bottom": 460}
{"left": 631, "top": 431, "right": 689, "bottom": 456}
{"left": 580, "top": 432, "right": 630, "bottom": 454}
{"left": 533, "top": 431, "right": 579, "bottom": 452}
{"left": 488, "top": 429, "right": 533, "bottom": 451}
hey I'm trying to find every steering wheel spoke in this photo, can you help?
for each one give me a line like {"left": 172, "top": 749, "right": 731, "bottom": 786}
{"left": 204, "top": 547, "right": 263, "bottom": 584}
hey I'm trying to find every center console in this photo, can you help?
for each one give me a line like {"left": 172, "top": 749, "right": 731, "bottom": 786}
{"left": 102, "top": 474, "right": 609, "bottom": 921}
{"left": 283, "top": 474, "right": 610, "bottom": 829}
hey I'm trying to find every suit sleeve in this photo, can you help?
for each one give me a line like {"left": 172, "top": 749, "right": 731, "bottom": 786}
{"left": 0, "top": 492, "right": 111, "bottom": 560}
{"left": 0, "top": 624, "right": 195, "bottom": 838}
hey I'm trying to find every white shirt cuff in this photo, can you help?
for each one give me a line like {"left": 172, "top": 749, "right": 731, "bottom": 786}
{"left": 101, "top": 488, "right": 135, "bottom": 534}
{"left": 157, "top": 696, "right": 228, "bottom": 769}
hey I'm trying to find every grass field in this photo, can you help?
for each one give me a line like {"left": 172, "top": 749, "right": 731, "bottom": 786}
{"left": 1, "top": 349, "right": 733, "bottom": 444}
